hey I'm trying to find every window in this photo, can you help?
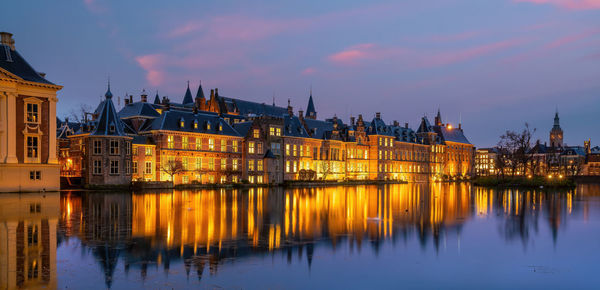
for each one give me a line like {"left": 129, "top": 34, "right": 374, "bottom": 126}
{"left": 248, "top": 142, "right": 255, "bottom": 154}
{"left": 248, "top": 175, "right": 255, "bottom": 183}
{"left": 133, "top": 161, "right": 138, "bottom": 174}
{"left": 221, "top": 158, "right": 227, "bottom": 170}
{"left": 233, "top": 159, "right": 238, "bottom": 170}
{"left": 272, "top": 142, "right": 281, "bottom": 155}
{"left": 232, "top": 140, "right": 238, "bottom": 152}
{"left": 196, "top": 158, "right": 202, "bottom": 170}
{"left": 27, "top": 225, "right": 38, "bottom": 246}
{"left": 93, "top": 140, "right": 102, "bottom": 155}
{"left": 126, "top": 141, "right": 131, "bottom": 155}
{"left": 167, "top": 135, "right": 174, "bottom": 149}
{"left": 110, "top": 140, "right": 119, "bottom": 155}
{"left": 183, "top": 175, "right": 189, "bottom": 183}
{"left": 25, "top": 136, "right": 39, "bottom": 159}
{"left": 110, "top": 160, "right": 119, "bottom": 174}
{"left": 248, "top": 159, "right": 255, "bottom": 171}
{"left": 270, "top": 127, "right": 275, "bottom": 136}
{"left": 26, "top": 103, "right": 39, "bottom": 123}
{"left": 196, "top": 138, "right": 202, "bottom": 150}
{"left": 29, "top": 171, "right": 41, "bottom": 180}
{"left": 257, "top": 176, "right": 263, "bottom": 183}
{"left": 145, "top": 147, "right": 152, "bottom": 156}
{"left": 93, "top": 160, "right": 102, "bottom": 174}
{"left": 293, "top": 161, "right": 298, "bottom": 172}
{"left": 126, "top": 161, "right": 131, "bottom": 174}
{"left": 133, "top": 146, "right": 138, "bottom": 155}
{"left": 221, "top": 139, "right": 227, "bottom": 152}
{"left": 209, "top": 139, "right": 215, "bottom": 150}
{"left": 276, "top": 128, "right": 281, "bottom": 136}
{"left": 293, "top": 145, "right": 297, "bottom": 156}
{"left": 182, "top": 158, "right": 188, "bottom": 170}
{"left": 219, "top": 124, "right": 223, "bottom": 131}
{"left": 207, "top": 122, "right": 211, "bottom": 130}
{"left": 182, "top": 136, "right": 189, "bottom": 149}
{"left": 220, "top": 176, "right": 226, "bottom": 183}
{"left": 257, "top": 160, "right": 263, "bottom": 171}
{"left": 257, "top": 142, "right": 263, "bottom": 154}
{"left": 253, "top": 129, "right": 260, "bottom": 138}
{"left": 286, "top": 161, "right": 290, "bottom": 172}
{"left": 208, "top": 158, "right": 215, "bottom": 170}
{"left": 286, "top": 144, "right": 290, "bottom": 156}
{"left": 194, "top": 120, "right": 198, "bottom": 129}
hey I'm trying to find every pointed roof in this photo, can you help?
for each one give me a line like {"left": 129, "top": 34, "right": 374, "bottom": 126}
{"left": 305, "top": 92, "right": 316, "bottom": 117}
{"left": 553, "top": 110, "right": 561, "bottom": 129}
{"left": 153, "top": 91, "right": 161, "bottom": 104}
{"left": 195, "top": 81, "right": 205, "bottom": 99}
{"left": 417, "top": 116, "right": 433, "bottom": 133}
{"left": 90, "top": 84, "right": 127, "bottom": 136}
{"left": 182, "top": 81, "right": 194, "bottom": 104}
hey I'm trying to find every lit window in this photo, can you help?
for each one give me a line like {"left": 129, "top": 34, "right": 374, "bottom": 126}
{"left": 233, "top": 159, "right": 238, "bottom": 170}
{"left": 248, "top": 142, "right": 255, "bottom": 154}
{"left": 293, "top": 145, "right": 297, "bottom": 156}
{"left": 276, "top": 128, "right": 282, "bottom": 136}
{"left": 145, "top": 147, "right": 152, "bottom": 156}
{"left": 182, "top": 136, "right": 189, "bottom": 149}
{"left": 219, "top": 124, "right": 223, "bottom": 131}
{"left": 286, "top": 144, "right": 290, "bottom": 156}
{"left": 257, "top": 142, "right": 263, "bottom": 154}
{"left": 194, "top": 120, "right": 198, "bottom": 129}
{"left": 182, "top": 158, "right": 188, "bottom": 170}
{"left": 270, "top": 127, "right": 275, "bottom": 136}
{"left": 167, "top": 135, "right": 174, "bottom": 149}
{"left": 257, "top": 176, "right": 263, "bottom": 183}
{"left": 293, "top": 161, "right": 297, "bottom": 172}
{"left": 248, "top": 159, "right": 255, "bottom": 171}
{"left": 221, "top": 139, "right": 227, "bottom": 152}
{"left": 253, "top": 129, "right": 260, "bottom": 138}
{"left": 209, "top": 139, "right": 215, "bottom": 150}
{"left": 196, "top": 158, "right": 202, "bottom": 170}
{"left": 207, "top": 122, "right": 211, "bottom": 130}
{"left": 27, "top": 136, "right": 38, "bottom": 158}
{"left": 208, "top": 158, "right": 214, "bottom": 170}
{"left": 26, "top": 103, "right": 39, "bottom": 123}
{"left": 249, "top": 175, "right": 255, "bottom": 183}
{"left": 286, "top": 161, "right": 290, "bottom": 172}
{"left": 257, "top": 160, "right": 263, "bottom": 171}
{"left": 196, "top": 138, "right": 202, "bottom": 150}
{"left": 232, "top": 140, "right": 238, "bottom": 152}
{"left": 221, "top": 158, "right": 227, "bottom": 170}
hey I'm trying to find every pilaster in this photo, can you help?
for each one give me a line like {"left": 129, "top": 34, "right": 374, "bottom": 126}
{"left": 5, "top": 92, "right": 17, "bottom": 163}
{"left": 48, "top": 97, "right": 58, "bottom": 164}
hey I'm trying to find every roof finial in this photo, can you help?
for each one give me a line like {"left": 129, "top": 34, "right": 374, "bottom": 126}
{"left": 310, "top": 84, "right": 312, "bottom": 97}
{"left": 272, "top": 91, "right": 275, "bottom": 106}
{"left": 104, "top": 76, "right": 113, "bottom": 99}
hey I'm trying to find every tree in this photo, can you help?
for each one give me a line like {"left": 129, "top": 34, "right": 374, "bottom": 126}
{"left": 67, "top": 103, "right": 93, "bottom": 123}
{"left": 161, "top": 159, "right": 184, "bottom": 184}
{"left": 498, "top": 123, "right": 536, "bottom": 176}
{"left": 318, "top": 161, "right": 332, "bottom": 180}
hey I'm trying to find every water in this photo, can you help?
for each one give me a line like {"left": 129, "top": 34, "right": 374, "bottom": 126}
{"left": 2, "top": 183, "right": 600, "bottom": 289}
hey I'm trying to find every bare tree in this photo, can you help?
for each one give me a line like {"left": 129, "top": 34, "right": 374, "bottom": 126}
{"left": 498, "top": 123, "right": 536, "bottom": 176}
{"left": 161, "top": 159, "right": 184, "bottom": 184}
{"left": 319, "top": 160, "right": 332, "bottom": 180}
{"left": 68, "top": 104, "right": 94, "bottom": 123}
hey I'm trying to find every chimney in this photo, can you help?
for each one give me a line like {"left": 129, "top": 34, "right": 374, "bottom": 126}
{"left": 129, "top": 94, "right": 133, "bottom": 104}
{"left": 298, "top": 110, "right": 304, "bottom": 122}
{"left": 405, "top": 123, "right": 409, "bottom": 129}
{"left": 393, "top": 120, "right": 399, "bottom": 127}
{"left": 458, "top": 123, "right": 462, "bottom": 130}
{"left": 350, "top": 116, "right": 355, "bottom": 126}
{"left": 375, "top": 112, "right": 381, "bottom": 119}
{"left": 141, "top": 90, "right": 148, "bottom": 102}
{"left": 124, "top": 98, "right": 130, "bottom": 105}
{"left": 287, "top": 99, "right": 293, "bottom": 116}
{"left": 0, "top": 32, "right": 15, "bottom": 50}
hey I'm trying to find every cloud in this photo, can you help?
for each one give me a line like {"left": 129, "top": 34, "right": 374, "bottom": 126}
{"left": 545, "top": 29, "right": 600, "bottom": 49}
{"left": 135, "top": 54, "right": 168, "bottom": 86}
{"left": 301, "top": 67, "right": 317, "bottom": 75}
{"left": 83, "top": 0, "right": 107, "bottom": 14}
{"left": 515, "top": 0, "right": 600, "bottom": 10}
{"left": 328, "top": 44, "right": 377, "bottom": 64}
{"left": 421, "top": 38, "right": 526, "bottom": 67}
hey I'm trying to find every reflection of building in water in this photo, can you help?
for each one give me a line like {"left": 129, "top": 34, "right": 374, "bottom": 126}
{"left": 0, "top": 192, "right": 59, "bottom": 289}
{"left": 474, "top": 187, "right": 581, "bottom": 245}
{"left": 59, "top": 192, "right": 132, "bottom": 288}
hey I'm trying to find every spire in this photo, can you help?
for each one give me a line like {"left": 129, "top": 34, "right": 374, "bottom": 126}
{"left": 553, "top": 110, "right": 560, "bottom": 128}
{"left": 305, "top": 89, "right": 316, "bottom": 119}
{"left": 195, "top": 80, "right": 205, "bottom": 99}
{"left": 153, "top": 91, "right": 161, "bottom": 104}
{"left": 183, "top": 81, "right": 194, "bottom": 104}
{"left": 434, "top": 108, "right": 442, "bottom": 126}
{"left": 104, "top": 79, "right": 113, "bottom": 99}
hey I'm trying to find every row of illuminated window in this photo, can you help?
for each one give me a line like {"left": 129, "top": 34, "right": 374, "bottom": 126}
{"left": 379, "top": 163, "right": 425, "bottom": 173}
{"left": 132, "top": 161, "right": 153, "bottom": 175}
{"left": 167, "top": 135, "right": 240, "bottom": 152}
{"left": 163, "top": 156, "right": 251, "bottom": 171}
{"left": 132, "top": 146, "right": 153, "bottom": 156}
{"left": 378, "top": 137, "right": 394, "bottom": 148}
{"left": 378, "top": 150, "right": 429, "bottom": 161}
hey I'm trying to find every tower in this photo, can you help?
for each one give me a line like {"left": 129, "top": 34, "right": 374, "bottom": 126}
{"left": 305, "top": 89, "right": 317, "bottom": 120}
{"left": 550, "top": 111, "right": 563, "bottom": 148}
{"left": 434, "top": 109, "right": 443, "bottom": 127}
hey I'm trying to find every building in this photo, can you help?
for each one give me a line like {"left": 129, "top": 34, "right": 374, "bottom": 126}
{"left": 60, "top": 81, "right": 474, "bottom": 186}
{"left": 475, "top": 148, "right": 498, "bottom": 176}
{"left": 0, "top": 32, "right": 63, "bottom": 192}
{"left": 549, "top": 111, "right": 563, "bottom": 148}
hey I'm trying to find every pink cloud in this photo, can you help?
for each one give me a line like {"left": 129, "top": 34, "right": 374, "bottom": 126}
{"left": 515, "top": 0, "right": 600, "bottom": 10}
{"left": 135, "top": 54, "right": 168, "bottom": 86}
{"left": 545, "top": 29, "right": 600, "bottom": 49}
{"left": 421, "top": 38, "right": 525, "bottom": 67}
{"left": 301, "top": 67, "right": 317, "bottom": 75}
{"left": 328, "top": 44, "right": 376, "bottom": 64}
{"left": 83, "top": 0, "right": 107, "bottom": 14}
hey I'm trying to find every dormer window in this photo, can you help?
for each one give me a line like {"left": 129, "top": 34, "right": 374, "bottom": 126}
{"left": 206, "top": 121, "right": 211, "bottom": 130}
{"left": 109, "top": 123, "right": 115, "bottom": 133}
{"left": 219, "top": 123, "right": 223, "bottom": 131}
{"left": 194, "top": 120, "right": 198, "bottom": 129}
{"left": 179, "top": 117, "right": 185, "bottom": 128}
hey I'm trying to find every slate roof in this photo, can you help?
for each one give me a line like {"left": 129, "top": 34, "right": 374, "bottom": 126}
{"left": 0, "top": 43, "right": 55, "bottom": 85}
{"left": 232, "top": 121, "right": 253, "bottom": 137}
{"left": 90, "top": 87, "right": 128, "bottom": 137}
{"left": 221, "top": 96, "right": 288, "bottom": 117}
{"left": 562, "top": 146, "right": 586, "bottom": 156}
{"left": 367, "top": 116, "right": 395, "bottom": 137}
{"left": 131, "top": 135, "right": 155, "bottom": 145}
{"left": 283, "top": 115, "right": 309, "bottom": 137}
{"left": 434, "top": 126, "right": 471, "bottom": 144}
{"left": 182, "top": 84, "right": 194, "bottom": 104}
{"left": 195, "top": 83, "right": 205, "bottom": 99}
{"left": 153, "top": 93, "right": 161, "bottom": 104}
{"left": 263, "top": 149, "right": 276, "bottom": 159}
{"left": 118, "top": 102, "right": 161, "bottom": 119}
{"left": 417, "top": 117, "right": 433, "bottom": 133}
{"left": 302, "top": 118, "right": 332, "bottom": 139}
{"left": 306, "top": 95, "right": 316, "bottom": 117}
{"left": 146, "top": 110, "right": 240, "bottom": 137}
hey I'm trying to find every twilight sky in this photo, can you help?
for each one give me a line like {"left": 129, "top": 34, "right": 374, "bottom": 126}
{"left": 2, "top": 0, "right": 599, "bottom": 147}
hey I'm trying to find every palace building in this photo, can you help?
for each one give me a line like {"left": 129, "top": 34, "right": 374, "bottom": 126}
{"left": 59, "top": 81, "right": 474, "bottom": 186}
{"left": 0, "top": 32, "right": 62, "bottom": 192}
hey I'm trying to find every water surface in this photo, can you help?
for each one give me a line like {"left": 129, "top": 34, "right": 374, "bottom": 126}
{"left": 3, "top": 183, "right": 600, "bottom": 289}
